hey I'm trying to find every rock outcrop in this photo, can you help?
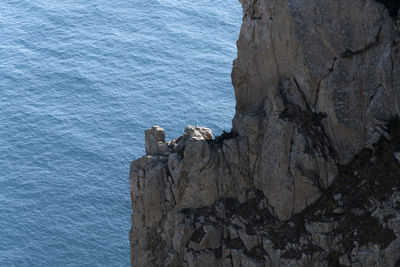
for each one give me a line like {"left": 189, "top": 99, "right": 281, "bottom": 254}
{"left": 129, "top": 0, "right": 400, "bottom": 266}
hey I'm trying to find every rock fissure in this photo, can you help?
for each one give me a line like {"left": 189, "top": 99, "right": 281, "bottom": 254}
{"left": 279, "top": 86, "right": 337, "bottom": 162}
{"left": 340, "top": 24, "right": 384, "bottom": 59}
{"left": 314, "top": 56, "right": 337, "bottom": 106}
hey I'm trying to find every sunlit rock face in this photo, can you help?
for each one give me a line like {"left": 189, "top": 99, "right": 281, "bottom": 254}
{"left": 130, "top": 0, "right": 400, "bottom": 266}
{"left": 232, "top": 0, "right": 400, "bottom": 220}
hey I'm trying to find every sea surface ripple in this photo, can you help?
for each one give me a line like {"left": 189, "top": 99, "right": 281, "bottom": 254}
{"left": 0, "top": 0, "right": 241, "bottom": 265}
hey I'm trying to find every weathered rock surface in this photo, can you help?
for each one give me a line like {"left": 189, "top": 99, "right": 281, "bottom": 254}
{"left": 130, "top": 0, "right": 400, "bottom": 266}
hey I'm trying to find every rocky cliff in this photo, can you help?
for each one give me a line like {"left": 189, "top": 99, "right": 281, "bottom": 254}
{"left": 129, "top": 0, "right": 400, "bottom": 266}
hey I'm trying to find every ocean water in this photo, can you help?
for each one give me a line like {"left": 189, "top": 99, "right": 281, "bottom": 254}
{"left": 0, "top": 0, "right": 241, "bottom": 265}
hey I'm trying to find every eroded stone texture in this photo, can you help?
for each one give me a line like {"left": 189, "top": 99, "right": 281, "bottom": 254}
{"left": 130, "top": 124, "right": 400, "bottom": 266}
{"left": 130, "top": 0, "right": 400, "bottom": 266}
{"left": 232, "top": 0, "right": 400, "bottom": 220}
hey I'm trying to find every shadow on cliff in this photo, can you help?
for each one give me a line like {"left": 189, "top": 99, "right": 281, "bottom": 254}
{"left": 375, "top": 0, "right": 400, "bottom": 17}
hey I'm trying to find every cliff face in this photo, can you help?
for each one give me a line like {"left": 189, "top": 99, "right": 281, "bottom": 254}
{"left": 129, "top": 1, "right": 400, "bottom": 266}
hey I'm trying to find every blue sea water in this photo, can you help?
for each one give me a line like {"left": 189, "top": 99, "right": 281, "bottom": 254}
{"left": 0, "top": 0, "right": 241, "bottom": 265}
